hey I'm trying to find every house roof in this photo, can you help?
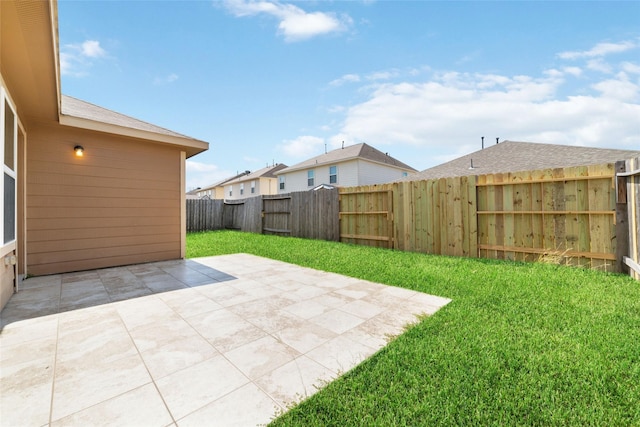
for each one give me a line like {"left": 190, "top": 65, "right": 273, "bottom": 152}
{"left": 199, "top": 171, "right": 252, "bottom": 192}
{"left": 60, "top": 95, "right": 208, "bottom": 158}
{"left": 276, "top": 143, "right": 417, "bottom": 174}
{"left": 225, "top": 163, "right": 289, "bottom": 185}
{"left": 1, "top": 0, "right": 60, "bottom": 123}
{"left": 404, "top": 141, "right": 640, "bottom": 181}
{"left": 2, "top": 1, "right": 208, "bottom": 158}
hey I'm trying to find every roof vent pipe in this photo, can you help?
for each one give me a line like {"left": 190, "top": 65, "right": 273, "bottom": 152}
{"left": 481, "top": 136, "right": 484, "bottom": 150}
{"left": 469, "top": 159, "right": 475, "bottom": 170}
{"left": 496, "top": 137, "right": 499, "bottom": 144}
{"left": 342, "top": 141, "right": 344, "bottom": 149}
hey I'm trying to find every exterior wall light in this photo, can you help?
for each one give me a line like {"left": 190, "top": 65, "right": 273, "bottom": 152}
{"left": 74, "top": 145, "right": 84, "bottom": 157}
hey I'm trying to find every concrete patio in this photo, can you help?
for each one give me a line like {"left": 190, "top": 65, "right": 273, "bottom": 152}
{"left": 0, "top": 254, "right": 451, "bottom": 426}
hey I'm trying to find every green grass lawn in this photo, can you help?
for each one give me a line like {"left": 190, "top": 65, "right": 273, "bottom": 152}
{"left": 187, "top": 231, "right": 640, "bottom": 426}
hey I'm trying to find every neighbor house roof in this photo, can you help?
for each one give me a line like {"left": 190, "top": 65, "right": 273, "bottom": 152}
{"left": 277, "top": 143, "right": 416, "bottom": 174}
{"left": 60, "top": 95, "right": 208, "bottom": 158}
{"left": 225, "top": 163, "right": 288, "bottom": 184}
{"left": 405, "top": 141, "right": 640, "bottom": 181}
{"left": 199, "top": 171, "right": 252, "bottom": 192}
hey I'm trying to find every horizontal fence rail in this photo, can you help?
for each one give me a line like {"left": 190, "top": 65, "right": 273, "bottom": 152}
{"left": 189, "top": 161, "right": 637, "bottom": 277}
{"left": 186, "top": 189, "right": 339, "bottom": 241}
{"left": 476, "top": 164, "right": 616, "bottom": 270}
{"left": 338, "top": 163, "right": 620, "bottom": 273}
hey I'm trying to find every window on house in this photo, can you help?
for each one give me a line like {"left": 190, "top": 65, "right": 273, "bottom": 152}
{"left": 251, "top": 181, "right": 255, "bottom": 194}
{"left": 240, "top": 183, "right": 244, "bottom": 195}
{"left": 329, "top": 165, "right": 337, "bottom": 184}
{"left": 402, "top": 172, "right": 408, "bottom": 177}
{"left": 2, "top": 95, "right": 17, "bottom": 245}
{"left": 307, "top": 170, "right": 314, "bottom": 187}
{"left": 279, "top": 176, "right": 285, "bottom": 190}
{"left": 229, "top": 190, "right": 232, "bottom": 197}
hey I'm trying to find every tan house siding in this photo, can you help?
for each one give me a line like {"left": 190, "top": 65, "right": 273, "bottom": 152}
{"left": 26, "top": 123, "right": 182, "bottom": 275}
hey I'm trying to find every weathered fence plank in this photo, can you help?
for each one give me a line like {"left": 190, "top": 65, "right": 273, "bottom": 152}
{"left": 186, "top": 199, "right": 223, "bottom": 232}
{"left": 188, "top": 162, "right": 623, "bottom": 274}
{"left": 623, "top": 157, "right": 640, "bottom": 279}
{"left": 186, "top": 189, "right": 339, "bottom": 241}
{"left": 475, "top": 164, "right": 617, "bottom": 271}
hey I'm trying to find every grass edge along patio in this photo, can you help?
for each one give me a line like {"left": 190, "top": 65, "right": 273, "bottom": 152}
{"left": 188, "top": 231, "right": 640, "bottom": 427}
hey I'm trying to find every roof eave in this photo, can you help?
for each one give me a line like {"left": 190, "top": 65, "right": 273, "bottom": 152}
{"left": 59, "top": 114, "right": 209, "bottom": 158}
{"left": 277, "top": 156, "right": 415, "bottom": 174}
{"left": 276, "top": 155, "right": 359, "bottom": 174}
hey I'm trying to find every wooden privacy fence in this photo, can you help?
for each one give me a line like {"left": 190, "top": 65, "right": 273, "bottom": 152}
{"left": 186, "top": 189, "right": 339, "bottom": 240}
{"left": 339, "top": 177, "right": 477, "bottom": 257}
{"left": 339, "top": 163, "right": 622, "bottom": 272}
{"left": 188, "top": 162, "right": 636, "bottom": 276}
{"left": 619, "top": 157, "right": 640, "bottom": 279}
{"left": 476, "top": 164, "right": 616, "bottom": 270}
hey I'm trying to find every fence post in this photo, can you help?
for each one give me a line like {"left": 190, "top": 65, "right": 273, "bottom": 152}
{"left": 615, "top": 160, "right": 629, "bottom": 274}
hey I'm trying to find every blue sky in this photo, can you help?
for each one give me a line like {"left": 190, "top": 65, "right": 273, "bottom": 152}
{"left": 58, "top": 1, "right": 640, "bottom": 190}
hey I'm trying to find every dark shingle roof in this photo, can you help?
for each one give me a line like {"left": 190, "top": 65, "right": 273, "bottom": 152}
{"left": 199, "top": 164, "right": 289, "bottom": 190}
{"left": 405, "top": 141, "right": 640, "bottom": 181}
{"left": 61, "top": 95, "right": 200, "bottom": 141}
{"left": 227, "top": 164, "right": 288, "bottom": 184}
{"left": 277, "top": 143, "right": 416, "bottom": 174}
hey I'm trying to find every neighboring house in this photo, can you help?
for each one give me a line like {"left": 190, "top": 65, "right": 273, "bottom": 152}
{"left": 195, "top": 171, "right": 251, "bottom": 200}
{"left": 405, "top": 140, "right": 640, "bottom": 181}
{"left": 186, "top": 188, "right": 204, "bottom": 200}
{"left": 275, "top": 143, "right": 416, "bottom": 193}
{"left": 1, "top": 1, "right": 208, "bottom": 310}
{"left": 224, "top": 163, "right": 288, "bottom": 200}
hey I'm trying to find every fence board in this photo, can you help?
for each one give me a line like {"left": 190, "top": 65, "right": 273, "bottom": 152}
{"left": 624, "top": 157, "right": 640, "bottom": 279}
{"left": 188, "top": 162, "right": 622, "bottom": 274}
{"left": 186, "top": 199, "right": 223, "bottom": 232}
{"left": 476, "top": 164, "right": 617, "bottom": 271}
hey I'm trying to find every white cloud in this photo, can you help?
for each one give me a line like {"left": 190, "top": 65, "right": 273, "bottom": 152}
{"left": 326, "top": 68, "right": 639, "bottom": 153}
{"left": 329, "top": 73, "right": 361, "bottom": 87}
{"left": 80, "top": 40, "right": 107, "bottom": 58}
{"left": 223, "top": 0, "right": 352, "bottom": 42}
{"left": 621, "top": 62, "right": 640, "bottom": 74}
{"left": 366, "top": 70, "right": 400, "bottom": 81}
{"left": 587, "top": 58, "right": 613, "bottom": 74}
{"left": 278, "top": 135, "right": 325, "bottom": 159}
{"left": 563, "top": 66, "right": 583, "bottom": 77}
{"left": 60, "top": 39, "right": 108, "bottom": 76}
{"left": 186, "top": 160, "right": 231, "bottom": 190}
{"left": 592, "top": 73, "right": 639, "bottom": 102}
{"left": 153, "top": 73, "right": 179, "bottom": 85}
{"left": 558, "top": 40, "right": 637, "bottom": 59}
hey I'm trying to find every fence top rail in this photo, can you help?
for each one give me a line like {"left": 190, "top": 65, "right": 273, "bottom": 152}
{"left": 477, "top": 210, "right": 614, "bottom": 215}
{"left": 263, "top": 195, "right": 292, "bottom": 200}
{"left": 618, "top": 167, "right": 640, "bottom": 177}
{"left": 476, "top": 174, "right": 613, "bottom": 186}
{"left": 339, "top": 189, "right": 392, "bottom": 195}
